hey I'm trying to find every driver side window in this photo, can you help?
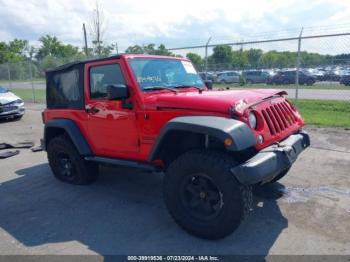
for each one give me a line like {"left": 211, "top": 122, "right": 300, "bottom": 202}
{"left": 89, "top": 64, "right": 125, "bottom": 99}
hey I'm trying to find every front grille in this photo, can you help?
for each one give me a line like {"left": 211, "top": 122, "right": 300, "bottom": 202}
{"left": 261, "top": 101, "right": 297, "bottom": 135}
{"left": 0, "top": 105, "right": 17, "bottom": 113}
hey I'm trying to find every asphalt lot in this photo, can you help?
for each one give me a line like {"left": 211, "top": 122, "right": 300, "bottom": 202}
{"left": 0, "top": 103, "right": 349, "bottom": 256}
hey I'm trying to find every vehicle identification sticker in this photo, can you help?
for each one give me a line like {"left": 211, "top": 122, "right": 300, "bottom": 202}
{"left": 181, "top": 61, "right": 197, "bottom": 74}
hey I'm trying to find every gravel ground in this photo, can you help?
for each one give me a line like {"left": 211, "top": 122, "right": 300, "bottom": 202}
{"left": 0, "top": 103, "right": 349, "bottom": 257}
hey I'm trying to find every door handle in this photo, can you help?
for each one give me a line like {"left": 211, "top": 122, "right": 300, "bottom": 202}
{"left": 85, "top": 106, "right": 99, "bottom": 114}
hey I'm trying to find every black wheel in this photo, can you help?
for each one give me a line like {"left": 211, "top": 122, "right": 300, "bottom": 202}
{"left": 47, "top": 135, "right": 98, "bottom": 185}
{"left": 163, "top": 150, "right": 252, "bottom": 239}
{"left": 268, "top": 167, "right": 291, "bottom": 184}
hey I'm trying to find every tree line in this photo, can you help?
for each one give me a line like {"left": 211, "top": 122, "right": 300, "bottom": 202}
{"left": 0, "top": 35, "right": 116, "bottom": 80}
{"left": 1, "top": 37, "right": 349, "bottom": 81}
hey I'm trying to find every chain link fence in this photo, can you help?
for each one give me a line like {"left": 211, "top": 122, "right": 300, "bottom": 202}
{"left": 168, "top": 32, "right": 350, "bottom": 101}
{"left": 1, "top": 32, "right": 350, "bottom": 102}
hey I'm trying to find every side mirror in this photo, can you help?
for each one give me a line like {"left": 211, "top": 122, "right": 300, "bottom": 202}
{"left": 204, "top": 80, "right": 213, "bottom": 90}
{"left": 107, "top": 84, "right": 129, "bottom": 100}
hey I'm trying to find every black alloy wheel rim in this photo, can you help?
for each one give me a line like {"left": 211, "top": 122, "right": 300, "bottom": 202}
{"left": 180, "top": 173, "right": 224, "bottom": 221}
{"left": 58, "top": 153, "right": 75, "bottom": 180}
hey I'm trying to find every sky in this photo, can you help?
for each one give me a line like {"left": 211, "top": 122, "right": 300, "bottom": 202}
{"left": 1, "top": 0, "right": 350, "bottom": 55}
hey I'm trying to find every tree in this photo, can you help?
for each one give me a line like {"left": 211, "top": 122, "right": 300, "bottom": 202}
{"left": 125, "top": 45, "right": 145, "bottom": 54}
{"left": 89, "top": 1, "right": 106, "bottom": 55}
{"left": 211, "top": 45, "right": 233, "bottom": 68}
{"left": 153, "top": 44, "right": 173, "bottom": 56}
{"left": 36, "top": 35, "right": 84, "bottom": 63}
{"left": 0, "top": 39, "right": 29, "bottom": 63}
{"left": 124, "top": 43, "right": 174, "bottom": 56}
{"left": 232, "top": 50, "right": 248, "bottom": 69}
{"left": 36, "top": 35, "right": 62, "bottom": 60}
{"left": 245, "top": 48, "right": 263, "bottom": 68}
{"left": 186, "top": 53, "right": 203, "bottom": 70}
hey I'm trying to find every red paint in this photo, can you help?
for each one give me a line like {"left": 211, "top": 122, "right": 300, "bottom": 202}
{"left": 43, "top": 54, "right": 304, "bottom": 163}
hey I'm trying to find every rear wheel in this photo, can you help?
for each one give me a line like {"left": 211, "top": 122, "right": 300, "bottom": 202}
{"left": 163, "top": 150, "right": 252, "bottom": 239}
{"left": 47, "top": 135, "right": 98, "bottom": 185}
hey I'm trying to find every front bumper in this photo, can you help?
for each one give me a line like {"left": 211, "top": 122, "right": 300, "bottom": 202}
{"left": 0, "top": 106, "right": 25, "bottom": 119}
{"left": 231, "top": 130, "right": 310, "bottom": 185}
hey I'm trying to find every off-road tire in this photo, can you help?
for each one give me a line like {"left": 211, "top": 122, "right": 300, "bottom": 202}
{"left": 163, "top": 150, "right": 252, "bottom": 239}
{"left": 47, "top": 135, "right": 98, "bottom": 185}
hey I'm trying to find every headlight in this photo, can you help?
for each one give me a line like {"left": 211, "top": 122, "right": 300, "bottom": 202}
{"left": 248, "top": 111, "right": 257, "bottom": 129}
{"left": 9, "top": 99, "right": 23, "bottom": 106}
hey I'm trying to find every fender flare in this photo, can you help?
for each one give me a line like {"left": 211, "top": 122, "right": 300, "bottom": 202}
{"left": 148, "top": 116, "right": 256, "bottom": 161}
{"left": 44, "top": 119, "right": 92, "bottom": 156}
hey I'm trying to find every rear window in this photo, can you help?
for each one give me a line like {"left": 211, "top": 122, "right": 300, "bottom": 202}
{"left": 46, "top": 64, "right": 84, "bottom": 109}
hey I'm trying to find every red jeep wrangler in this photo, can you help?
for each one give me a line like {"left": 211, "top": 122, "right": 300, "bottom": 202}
{"left": 42, "top": 54, "right": 310, "bottom": 239}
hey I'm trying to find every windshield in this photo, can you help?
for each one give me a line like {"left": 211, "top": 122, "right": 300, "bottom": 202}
{"left": 0, "top": 86, "right": 8, "bottom": 93}
{"left": 128, "top": 58, "right": 204, "bottom": 91}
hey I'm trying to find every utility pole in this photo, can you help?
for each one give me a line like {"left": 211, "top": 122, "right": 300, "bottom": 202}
{"left": 115, "top": 42, "right": 119, "bottom": 54}
{"left": 83, "top": 23, "right": 89, "bottom": 56}
{"left": 7, "top": 63, "right": 12, "bottom": 89}
{"left": 204, "top": 37, "right": 212, "bottom": 81}
{"left": 295, "top": 27, "right": 303, "bottom": 100}
{"left": 29, "top": 59, "right": 36, "bottom": 103}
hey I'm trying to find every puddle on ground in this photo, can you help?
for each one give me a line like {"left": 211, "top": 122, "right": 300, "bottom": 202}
{"left": 280, "top": 186, "right": 350, "bottom": 203}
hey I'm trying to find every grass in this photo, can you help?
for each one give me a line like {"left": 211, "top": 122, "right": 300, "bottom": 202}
{"left": 214, "top": 83, "right": 350, "bottom": 90}
{"left": 8, "top": 88, "right": 350, "bottom": 128}
{"left": 291, "top": 99, "right": 350, "bottom": 128}
{"left": 10, "top": 88, "right": 46, "bottom": 103}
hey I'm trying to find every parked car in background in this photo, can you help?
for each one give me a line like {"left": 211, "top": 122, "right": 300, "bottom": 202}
{"left": 267, "top": 70, "right": 316, "bottom": 85}
{"left": 323, "top": 69, "right": 341, "bottom": 81}
{"left": 340, "top": 75, "right": 350, "bottom": 86}
{"left": 242, "top": 70, "right": 270, "bottom": 84}
{"left": 217, "top": 71, "right": 240, "bottom": 83}
{"left": 306, "top": 68, "right": 325, "bottom": 81}
{"left": 198, "top": 72, "right": 217, "bottom": 82}
{"left": 0, "top": 86, "right": 25, "bottom": 120}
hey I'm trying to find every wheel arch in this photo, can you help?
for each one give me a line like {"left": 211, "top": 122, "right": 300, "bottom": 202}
{"left": 148, "top": 116, "right": 256, "bottom": 166}
{"left": 44, "top": 119, "right": 92, "bottom": 156}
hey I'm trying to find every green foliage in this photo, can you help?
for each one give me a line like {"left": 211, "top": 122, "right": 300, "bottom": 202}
{"left": 125, "top": 43, "right": 174, "bottom": 56}
{"left": 36, "top": 35, "right": 84, "bottom": 62}
{"left": 232, "top": 50, "right": 248, "bottom": 69}
{"left": 212, "top": 45, "right": 233, "bottom": 65}
{"left": 186, "top": 53, "right": 203, "bottom": 69}
{"left": 0, "top": 39, "right": 29, "bottom": 64}
{"left": 125, "top": 45, "right": 144, "bottom": 54}
{"left": 39, "top": 56, "right": 62, "bottom": 72}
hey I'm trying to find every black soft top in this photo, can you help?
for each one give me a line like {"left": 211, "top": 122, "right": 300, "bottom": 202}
{"left": 46, "top": 54, "right": 122, "bottom": 73}
{"left": 46, "top": 55, "right": 124, "bottom": 109}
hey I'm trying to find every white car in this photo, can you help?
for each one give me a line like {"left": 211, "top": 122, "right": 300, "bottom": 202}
{"left": 0, "top": 86, "right": 25, "bottom": 120}
{"left": 217, "top": 71, "right": 240, "bottom": 83}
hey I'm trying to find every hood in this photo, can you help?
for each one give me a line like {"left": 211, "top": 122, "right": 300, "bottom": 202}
{"left": 0, "top": 91, "right": 21, "bottom": 105}
{"left": 143, "top": 89, "right": 287, "bottom": 114}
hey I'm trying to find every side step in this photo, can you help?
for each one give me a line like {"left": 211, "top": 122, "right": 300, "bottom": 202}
{"left": 84, "top": 156, "right": 157, "bottom": 171}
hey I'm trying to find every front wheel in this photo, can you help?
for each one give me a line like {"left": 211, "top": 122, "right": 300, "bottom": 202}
{"left": 163, "top": 150, "right": 252, "bottom": 239}
{"left": 47, "top": 135, "right": 99, "bottom": 185}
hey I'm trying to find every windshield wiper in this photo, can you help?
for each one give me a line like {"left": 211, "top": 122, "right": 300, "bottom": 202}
{"left": 143, "top": 86, "right": 178, "bottom": 93}
{"left": 171, "top": 85, "right": 204, "bottom": 92}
